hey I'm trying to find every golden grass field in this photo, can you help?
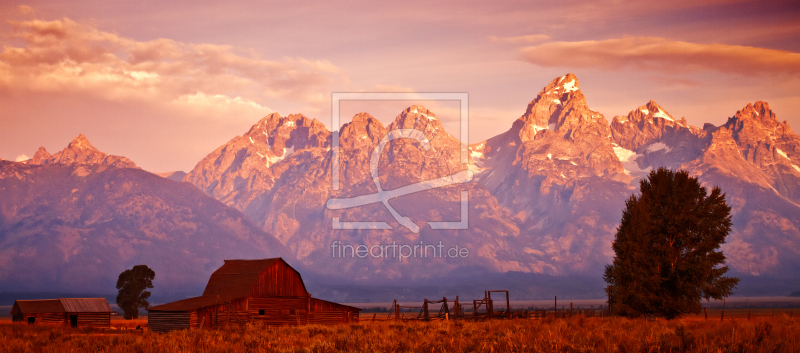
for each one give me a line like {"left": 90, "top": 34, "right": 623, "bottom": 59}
{"left": 0, "top": 311, "right": 799, "bottom": 352}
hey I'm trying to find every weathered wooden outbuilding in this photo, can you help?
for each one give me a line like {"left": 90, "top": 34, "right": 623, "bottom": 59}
{"left": 148, "top": 258, "right": 361, "bottom": 332}
{"left": 10, "top": 298, "right": 113, "bottom": 328}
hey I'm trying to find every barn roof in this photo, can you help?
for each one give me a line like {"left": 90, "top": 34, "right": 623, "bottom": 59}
{"left": 13, "top": 299, "right": 64, "bottom": 314}
{"left": 148, "top": 296, "right": 221, "bottom": 311}
{"left": 311, "top": 297, "right": 363, "bottom": 312}
{"left": 202, "top": 258, "right": 307, "bottom": 300}
{"left": 13, "top": 298, "right": 112, "bottom": 314}
{"left": 60, "top": 298, "right": 113, "bottom": 313}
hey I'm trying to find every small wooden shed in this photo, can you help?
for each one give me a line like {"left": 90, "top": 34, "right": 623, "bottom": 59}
{"left": 10, "top": 298, "right": 113, "bottom": 328}
{"left": 149, "top": 258, "right": 361, "bottom": 332}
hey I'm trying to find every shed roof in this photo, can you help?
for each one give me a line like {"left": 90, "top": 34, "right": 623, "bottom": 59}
{"left": 311, "top": 297, "right": 363, "bottom": 312}
{"left": 148, "top": 296, "right": 221, "bottom": 311}
{"left": 60, "top": 298, "right": 113, "bottom": 313}
{"left": 13, "top": 299, "right": 64, "bottom": 314}
{"left": 203, "top": 258, "right": 304, "bottom": 300}
{"left": 13, "top": 298, "right": 112, "bottom": 314}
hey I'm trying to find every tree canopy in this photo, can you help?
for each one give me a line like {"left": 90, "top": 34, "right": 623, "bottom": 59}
{"left": 604, "top": 168, "right": 738, "bottom": 319}
{"left": 116, "top": 265, "right": 155, "bottom": 320}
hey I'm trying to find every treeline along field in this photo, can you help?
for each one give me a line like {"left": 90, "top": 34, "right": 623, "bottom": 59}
{"left": 1, "top": 315, "right": 799, "bottom": 352}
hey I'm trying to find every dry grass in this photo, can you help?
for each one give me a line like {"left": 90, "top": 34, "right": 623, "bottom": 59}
{"left": 110, "top": 316, "right": 148, "bottom": 330}
{"left": 0, "top": 315, "right": 798, "bottom": 352}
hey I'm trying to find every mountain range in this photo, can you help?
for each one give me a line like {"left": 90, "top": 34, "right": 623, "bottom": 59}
{"left": 0, "top": 135, "right": 287, "bottom": 294}
{"left": 2, "top": 74, "right": 799, "bottom": 298}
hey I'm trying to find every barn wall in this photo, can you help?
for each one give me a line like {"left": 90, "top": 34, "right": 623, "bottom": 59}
{"left": 250, "top": 297, "right": 308, "bottom": 312}
{"left": 250, "top": 261, "right": 307, "bottom": 297}
{"left": 214, "top": 306, "right": 249, "bottom": 328}
{"left": 309, "top": 298, "right": 360, "bottom": 323}
{"left": 187, "top": 298, "right": 250, "bottom": 329}
{"left": 39, "top": 313, "right": 67, "bottom": 326}
{"left": 307, "top": 311, "right": 356, "bottom": 324}
{"left": 149, "top": 311, "right": 191, "bottom": 333}
{"left": 76, "top": 313, "right": 110, "bottom": 328}
{"left": 11, "top": 304, "right": 22, "bottom": 322}
{"left": 246, "top": 297, "right": 359, "bottom": 326}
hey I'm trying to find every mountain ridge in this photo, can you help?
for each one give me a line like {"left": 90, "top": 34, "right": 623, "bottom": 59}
{"left": 2, "top": 74, "right": 799, "bottom": 295}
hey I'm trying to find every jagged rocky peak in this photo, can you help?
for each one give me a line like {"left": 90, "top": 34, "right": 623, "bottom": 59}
{"left": 517, "top": 73, "right": 609, "bottom": 143}
{"left": 722, "top": 101, "right": 799, "bottom": 167}
{"left": 68, "top": 134, "right": 95, "bottom": 150}
{"left": 726, "top": 101, "right": 788, "bottom": 133}
{"left": 609, "top": 99, "right": 699, "bottom": 152}
{"left": 519, "top": 74, "right": 580, "bottom": 132}
{"left": 543, "top": 73, "right": 581, "bottom": 96}
{"left": 245, "top": 112, "right": 330, "bottom": 152}
{"left": 387, "top": 105, "right": 444, "bottom": 134}
{"left": 27, "top": 134, "right": 138, "bottom": 169}
{"left": 611, "top": 100, "right": 687, "bottom": 128}
{"left": 636, "top": 100, "right": 679, "bottom": 124}
{"left": 29, "top": 146, "right": 52, "bottom": 164}
{"left": 339, "top": 112, "right": 387, "bottom": 149}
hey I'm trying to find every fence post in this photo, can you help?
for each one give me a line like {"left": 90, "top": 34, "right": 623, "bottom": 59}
{"left": 394, "top": 299, "right": 399, "bottom": 321}
{"left": 423, "top": 299, "right": 429, "bottom": 321}
{"left": 506, "top": 291, "right": 511, "bottom": 319}
{"left": 488, "top": 298, "right": 493, "bottom": 319}
{"left": 720, "top": 299, "right": 725, "bottom": 322}
{"left": 570, "top": 302, "right": 573, "bottom": 317}
{"left": 704, "top": 307, "right": 708, "bottom": 320}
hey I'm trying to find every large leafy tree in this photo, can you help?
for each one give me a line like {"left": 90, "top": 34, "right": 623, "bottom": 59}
{"left": 604, "top": 168, "right": 738, "bottom": 319}
{"left": 116, "top": 265, "right": 155, "bottom": 319}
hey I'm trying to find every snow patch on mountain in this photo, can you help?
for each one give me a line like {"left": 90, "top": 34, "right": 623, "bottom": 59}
{"left": 613, "top": 146, "right": 649, "bottom": 175}
{"left": 471, "top": 150, "right": 484, "bottom": 160}
{"left": 646, "top": 142, "right": 671, "bottom": 153}
{"left": 266, "top": 146, "right": 294, "bottom": 166}
{"left": 776, "top": 148, "right": 788, "bottom": 159}
{"left": 532, "top": 124, "right": 548, "bottom": 134}
{"left": 409, "top": 107, "right": 438, "bottom": 121}
{"left": 562, "top": 79, "right": 578, "bottom": 93}
{"left": 652, "top": 109, "right": 674, "bottom": 122}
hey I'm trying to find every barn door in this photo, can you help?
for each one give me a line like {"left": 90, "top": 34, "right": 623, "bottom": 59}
{"left": 203, "top": 311, "right": 212, "bottom": 329}
{"left": 70, "top": 315, "right": 78, "bottom": 327}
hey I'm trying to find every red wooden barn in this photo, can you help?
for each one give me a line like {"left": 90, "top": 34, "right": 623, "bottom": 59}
{"left": 148, "top": 258, "right": 360, "bottom": 332}
{"left": 10, "top": 298, "right": 113, "bottom": 328}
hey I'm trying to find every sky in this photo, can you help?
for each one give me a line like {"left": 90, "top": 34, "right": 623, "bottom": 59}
{"left": 1, "top": 0, "right": 799, "bottom": 172}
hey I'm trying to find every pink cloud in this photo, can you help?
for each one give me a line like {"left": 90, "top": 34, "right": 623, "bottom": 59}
{"left": 518, "top": 36, "right": 800, "bottom": 76}
{"left": 0, "top": 17, "right": 346, "bottom": 115}
{"left": 487, "top": 34, "right": 550, "bottom": 44}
